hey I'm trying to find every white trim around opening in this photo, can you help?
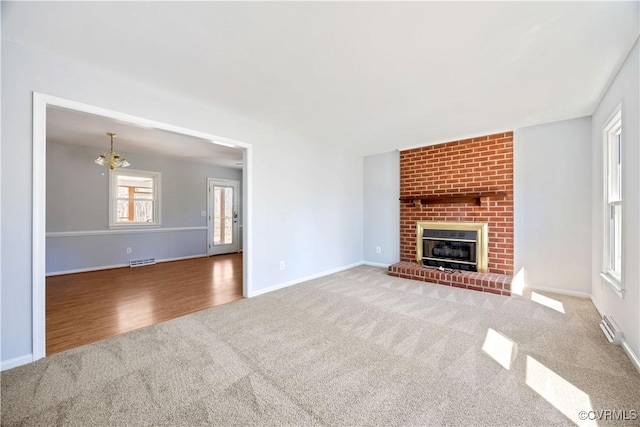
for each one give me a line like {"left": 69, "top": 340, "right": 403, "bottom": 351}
{"left": 32, "top": 92, "right": 253, "bottom": 363}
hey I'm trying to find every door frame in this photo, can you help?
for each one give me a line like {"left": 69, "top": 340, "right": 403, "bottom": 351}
{"left": 207, "top": 178, "right": 240, "bottom": 255}
{"left": 32, "top": 92, "right": 253, "bottom": 362}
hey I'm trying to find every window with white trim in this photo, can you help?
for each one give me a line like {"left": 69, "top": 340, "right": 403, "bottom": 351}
{"left": 109, "top": 169, "right": 161, "bottom": 227}
{"left": 602, "top": 108, "right": 622, "bottom": 292}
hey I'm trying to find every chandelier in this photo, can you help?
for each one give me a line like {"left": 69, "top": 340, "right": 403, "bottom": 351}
{"left": 94, "top": 132, "right": 130, "bottom": 170}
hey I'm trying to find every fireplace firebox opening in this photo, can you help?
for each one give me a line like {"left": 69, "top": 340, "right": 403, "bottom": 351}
{"left": 416, "top": 221, "right": 488, "bottom": 273}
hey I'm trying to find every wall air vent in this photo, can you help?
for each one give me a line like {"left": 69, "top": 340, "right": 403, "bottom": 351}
{"left": 130, "top": 258, "right": 156, "bottom": 268}
{"left": 600, "top": 314, "right": 623, "bottom": 345}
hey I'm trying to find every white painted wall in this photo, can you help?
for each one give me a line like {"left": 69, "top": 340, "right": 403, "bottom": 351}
{"left": 1, "top": 41, "right": 363, "bottom": 365}
{"left": 514, "top": 116, "right": 592, "bottom": 295}
{"left": 363, "top": 151, "right": 399, "bottom": 266}
{"left": 591, "top": 39, "right": 640, "bottom": 364}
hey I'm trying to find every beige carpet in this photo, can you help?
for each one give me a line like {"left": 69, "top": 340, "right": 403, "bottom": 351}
{"left": 2, "top": 266, "right": 639, "bottom": 426}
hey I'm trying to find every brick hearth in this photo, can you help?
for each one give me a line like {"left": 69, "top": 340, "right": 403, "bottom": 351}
{"left": 389, "top": 262, "right": 512, "bottom": 296}
{"left": 390, "top": 131, "right": 514, "bottom": 295}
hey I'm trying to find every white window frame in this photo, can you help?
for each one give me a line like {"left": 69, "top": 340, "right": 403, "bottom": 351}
{"left": 600, "top": 106, "right": 623, "bottom": 297}
{"left": 109, "top": 169, "right": 161, "bottom": 228}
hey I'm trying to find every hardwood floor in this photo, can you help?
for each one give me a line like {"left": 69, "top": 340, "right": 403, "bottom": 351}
{"left": 46, "top": 253, "right": 243, "bottom": 355}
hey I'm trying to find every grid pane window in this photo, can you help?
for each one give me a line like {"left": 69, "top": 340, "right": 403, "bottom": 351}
{"left": 213, "top": 186, "right": 233, "bottom": 245}
{"left": 603, "top": 110, "right": 622, "bottom": 284}
{"left": 110, "top": 170, "right": 160, "bottom": 227}
{"left": 609, "top": 204, "right": 622, "bottom": 276}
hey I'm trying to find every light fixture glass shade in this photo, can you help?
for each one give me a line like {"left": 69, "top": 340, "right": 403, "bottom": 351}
{"left": 94, "top": 152, "right": 130, "bottom": 169}
{"left": 95, "top": 133, "right": 130, "bottom": 170}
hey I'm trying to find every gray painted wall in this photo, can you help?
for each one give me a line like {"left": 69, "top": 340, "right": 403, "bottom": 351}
{"left": 1, "top": 41, "right": 364, "bottom": 364}
{"left": 47, "top": 230, "right": 207, "bottom": 272}
{"left": 46, "top": 141, "right": 241, "bottom": 273}
{"left": 363, "top": 151, "right": 399, "bottom": 265}
{"left": 514, "top": 117, "right": 592, "bottom": 294}
{"left": 591, "top": 39, "right": 639, "bottom": 361}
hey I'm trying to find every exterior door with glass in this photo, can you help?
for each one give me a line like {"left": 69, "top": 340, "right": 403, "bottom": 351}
{"left": 207, "top": 178, "right": 239, "bottom": 255}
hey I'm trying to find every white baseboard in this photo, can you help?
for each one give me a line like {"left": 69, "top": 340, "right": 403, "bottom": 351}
{"left": 362, "top": 261, "right": 392, "bottom": 268}
{"left": 622, "top": 341, "right": 640, "bottom": 373}
{"left": 526, "top": 285, "right": 591, "bottom": 299}
{"left": 1, "top": 354, "right": 33, "bottom": 371}
{"left": 590, "top": 296, "right": 604, "bottom": 317}
{"left": 590, "top": 297, "right": 640, "bottom": 373}
{"left": 160, "top": 254, "right": 208, "bottom": 263}
{"left": 47, "top": 263, "right": 130, "bottom": 276}
{"left": 46, "top": 254, "right": 208, "bottom": 276}
{"left": 248, "top": 261, "right": 365, "bottom": 297}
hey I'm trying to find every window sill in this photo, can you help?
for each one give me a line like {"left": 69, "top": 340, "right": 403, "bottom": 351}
{"left": 600, "top": 272, "right": 625, "bottom": 298}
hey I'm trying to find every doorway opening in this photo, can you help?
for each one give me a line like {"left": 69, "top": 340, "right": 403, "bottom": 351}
{"left": 208, "top": 178, "right": 240, "bottom": 256}
{"left": 33, "top": 92, "right": 253, "bottom": 360}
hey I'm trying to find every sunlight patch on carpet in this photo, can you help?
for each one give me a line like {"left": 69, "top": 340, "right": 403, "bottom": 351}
{"left": 525, "top": 355, "right": 595, "bottom": 426}
{"left": 531, "top": 292, "right": 565, "bottom": 314}
{"left": 482, "top": 328, "right": 518, "bottom": 370}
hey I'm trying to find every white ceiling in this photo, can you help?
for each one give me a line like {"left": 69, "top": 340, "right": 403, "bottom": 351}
{"left": 46, "top": 106, "right": 244, "bottom": 169}
{"left": 4, "top": 2, "right": 639, "bottom": 155}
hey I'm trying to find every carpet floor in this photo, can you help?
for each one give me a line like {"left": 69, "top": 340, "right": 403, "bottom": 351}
{"left": 2, "top": 266, "right": 639, "bottom": 426}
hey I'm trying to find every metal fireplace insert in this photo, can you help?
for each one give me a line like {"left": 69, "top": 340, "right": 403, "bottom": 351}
{"left": 416, "top": 221, "right": 488, "bottom": 273}
{"left": 423, "top": 229, "right": 478, "bottom": 271}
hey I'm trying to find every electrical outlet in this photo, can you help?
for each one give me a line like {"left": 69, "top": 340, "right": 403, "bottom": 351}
{"left": 376, "top": 246, "right": 381, "bottom": 254}
{"left": 126, "top": 247, "right": 132, "bottom": 254}
{"left": 280, "top": 261, "right": 286, "bottom": 270}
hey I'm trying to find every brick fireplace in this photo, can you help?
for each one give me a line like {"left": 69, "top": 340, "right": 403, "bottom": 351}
{"left": 389, "top": 132, "right": 514, "bottom": 295}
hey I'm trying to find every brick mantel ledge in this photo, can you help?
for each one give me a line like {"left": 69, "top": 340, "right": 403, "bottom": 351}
{"left": 389, "top": 262, "right": 512, "bottom": 296}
